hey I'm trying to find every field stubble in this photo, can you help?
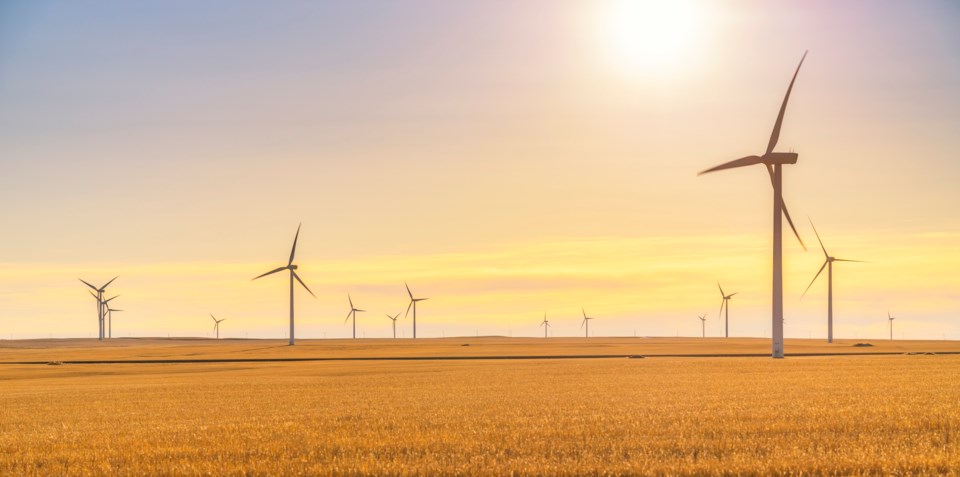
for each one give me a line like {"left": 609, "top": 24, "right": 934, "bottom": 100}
{"left": 0, "top": 354, "right": 958, "bottom": 475}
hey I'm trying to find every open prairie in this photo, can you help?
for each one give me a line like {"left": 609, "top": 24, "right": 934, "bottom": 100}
{"left": 1, "top": 339, "right": 958, "bottom": 475}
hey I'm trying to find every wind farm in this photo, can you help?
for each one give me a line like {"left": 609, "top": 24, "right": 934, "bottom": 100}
{"left": 2, "top": 1, "right": 959, "bottom": 475}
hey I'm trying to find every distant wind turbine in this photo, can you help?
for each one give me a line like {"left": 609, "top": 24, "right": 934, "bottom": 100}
{"left": 801, "top": 219, "right": 866, "bottom": 343}
{"left": 106, "top": 306, "right": 122, "bottom": 339}
{"left": 699, "top": 51, "right": 809, "bottom": 358}
{"left": 101, "top": 295, "right": 119, "bottom": 339}
{"left": 79, "top": 276, "right": 118, "bottom": 341}
{"left": 210, "top": 314, "right": 226, "bottom": 339}
{"left": 540, "top": 313, "right": 550, "bottom": 338}
{"left": 344, "top": 294, "right": 365, "bottom": 339}
{"left": 717, "top": 283, "right": 737, "bottom": 338}
{"left": 404, "top": 283, "right": 428, "bottom": 339}
{"left": 888, "top": 312, "right": 896, "bottom": 341}
{"left": 386, "top": 313, "right": 400, "bottom": 339}
{"left": 581, "top": 308, "right": 595, "bottom": 338}
{"left": 698, "top": 313, "right": 707, "bottom": 338}
{"left": 252, "top": 223, "right": 316, "bottom": 345}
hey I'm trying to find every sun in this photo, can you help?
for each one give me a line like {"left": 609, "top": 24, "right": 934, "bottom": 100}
{"left": 599, "top": 0, "right": 703, "bottom": 75}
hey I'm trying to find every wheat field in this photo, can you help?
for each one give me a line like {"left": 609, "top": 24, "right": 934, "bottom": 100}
{"left": 1, "top": 340, "right": 958, "bottom": 475}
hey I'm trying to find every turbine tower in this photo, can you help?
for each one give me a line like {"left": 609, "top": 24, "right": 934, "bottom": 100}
{"left": 80, "top": 276, "right": 118, "bottom": 341}
{"left": 581, "top": 308, "right": 595, "bottom": 338}
{"left": 540, "top": 313, "right": 550, "bottom": 338}
{"left": 717, "top": 283, "right": 737, "bottom": 338}
{"left": 101, "top": 295, "right": 119, "bottom": 339}
{"left": 801, "top": 219, "right": 866, "bottom": 343}
{"left": 106, "top": 306, "right": 122, "bottom": 339}
{"left": 404, "top": 283, "right": 428, "bottom": 339}
{"left": 344, "top": 294, "right": 365, "bottom": 339}
{"left": 888, "top": 312, "right": 896, "bottom": 341}
{"left": 252, "top": 223, "right": 316, "bottom": 345}
{"left": 210, "top": 314, "right": 226, "bottom": 339}
{"left": 698, "top": 313, "right": 707, "bottom": 338}
{"left": 386, "top": 313, "right": 400, "bottom": 339}
{"left": 699, "top": 51, "right": 808, "bottom": 358}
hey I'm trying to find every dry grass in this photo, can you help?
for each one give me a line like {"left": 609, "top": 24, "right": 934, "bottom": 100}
{"left": 0, "top": 345, "right": 958, "bottom": 475}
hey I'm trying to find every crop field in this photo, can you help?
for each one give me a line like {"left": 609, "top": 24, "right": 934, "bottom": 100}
{"left": 1, "top": 339, "right": 958, "bottom": 475}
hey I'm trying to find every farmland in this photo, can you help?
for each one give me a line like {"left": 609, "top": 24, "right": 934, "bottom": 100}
{"left": 1, "top": 339, "right": 958, "bottom": 475}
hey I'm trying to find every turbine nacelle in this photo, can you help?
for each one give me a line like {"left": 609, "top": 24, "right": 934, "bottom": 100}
{"left": 289, "top": 264, "right": 298, "bottom": 270}
{"left": 762, "top": 152, "right": 798, "bottom": 165}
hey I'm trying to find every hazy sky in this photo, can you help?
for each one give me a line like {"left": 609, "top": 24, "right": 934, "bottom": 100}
{"left": 1, "top": 1, "right": 958, "bottom": 340}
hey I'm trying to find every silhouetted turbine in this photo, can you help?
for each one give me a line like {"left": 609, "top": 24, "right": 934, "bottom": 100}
{"left": 540, "top": 313, "right": 550, "bottom": 338}
{"left": 698, "top": 313, "right": 707, "bottom": 338}
{"left": 581, "top": 308, "right": 595, "bottom": 338}
{"left": 386, "top": 313, "right": 400, "bottom": 339}
{"left": 80, "top": 276, "right": 118, "bottom": 341}
{"left": 717, "top": 283, "right": 737, "bottom": 338}
{"left": 211, "top": 313, "right": 226, "bottom": 339}
{"left": 344, "top": 294, "right": 365, "bottom": 339}
{"left": 101, "top": 295, "right": 119, "bottom": 339}
{"left": 252, "top": 223, "right": 316, "bottom": 345}
{"left": 801, "top": 219, "right": 866, "bottom": 343}
{"left": 699, "top": 51, "right": 808, "bottom": 358}
{"left": 404, "top": 283, "right": 428, "bottom": 339}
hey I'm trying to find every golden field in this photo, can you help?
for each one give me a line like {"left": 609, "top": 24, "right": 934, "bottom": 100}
{"left": 0, "top": 339, "right": 958, "bottom": 475}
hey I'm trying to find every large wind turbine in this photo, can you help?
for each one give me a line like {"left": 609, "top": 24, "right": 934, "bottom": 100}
{"left": 540, "top": 313, "right": 550, "bottom": 338}
{"left": 80, "top": 276, "right": 118, "bottom": 340}
{"left": 386, "top": 313, "right": 400, "bottom": 339}
{"left": 801, "top": 219, "right": 866, "bottom": 343}
{"left": 698, "top": 313, "right": 707, "bottom": 338}
{"left": 581, "top": 308, "right": 595, "bottom": 338}
{"left": 404, "top": 283, "right": 428, "bottom": 339}
{"left": 252, "top": 224, "right": 316, "bottom": 345}
{"left": 344, "top": 294, "right": 365, "bottom": 339}
{"left": 888, "top": 312, "right": 896, "bottom": 341}
{"left": 699, "top": 51, "right": 808, "bottom": 358}
{"left": 717, "top": 283, "right": 737, "bottom": 338}
{"left": 210, "top": 314, "right": 226, "bottom": 339}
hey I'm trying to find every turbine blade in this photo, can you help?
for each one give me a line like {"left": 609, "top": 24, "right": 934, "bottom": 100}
{"left": 718, "top": 299, "right": 725, "bottom": 320}
{"left": 348, "top": 294, "right": 354, "bottom": 309}
{"left": 405, "top": 300, "right": 413, "bottom": 318}
{"left": 780, "top": 198, "right": 807, "bottom": 251}
{"left": 356, "top": 309, "right": 365, "bottom": 313}
{"left": 718, "top": 282, "right": 726, "bottom": 297}
{"left": 808, "top": 218, "right": 829, "bottom": 259}
{"left": 252, "top": 266, "right": 288, "bottom": 280}
{"left": 698, "top": 155, "right": 763, "bottom": 175}
{"left": 210, "top": 313, "right": 216, "bottom": 322}
{"left": 288, "top": 223, "right": 301, "bottom": 267}
{"left": 100, "top": 275, "right": 119, "bottom": 290}
{"left": 833, "top": 258, "right": 867, "bottom": 263}
{"left": 728, "top": 293, "right": 738, "bottom": 297}
{"left": 405, "top": 282, "right": 413, "bottom": 300}
{"left": 582, "top": 308, "right": 587, "bottom": 319}
{"left": 766, "top": 50, "right": 808, "bottom": 155}
{"left": 415, "top": 298, "right": 429, "bottom": 302}
{"left": 581, "top": 319, "right": 586, "bottom": 329}
{"left": 345, "top": 311, "right": 352, "bottom": 324}
{"left": 89, "top": 290, "right": 99, "bottom": 300}
{"left": 292, "top": 271, "right": 316, "bottom": 297}
{"left": 79, "top": 279, "right": 99, "bottom": 292}
{"left": 801, "top": 261, "right": 829, "bottom": 298}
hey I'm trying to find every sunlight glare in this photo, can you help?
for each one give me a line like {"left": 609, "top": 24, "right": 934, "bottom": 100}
{"left": 601, "top": 0, "right": 703, "bottom": 75}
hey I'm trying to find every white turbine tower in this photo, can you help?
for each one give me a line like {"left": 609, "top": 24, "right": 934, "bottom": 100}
{"left": 698, "top": 313, "right": 707, "bottom": 338}
{"left": 717, "top": 283, "right": 737, "bottom": 338}
{"left": 210, "top": 314, "right": 226, "bottom": 339}
{"left": 252, "top": 224, "right": 316, "bottom": 345}
{"left": 344, "top": 294, "right": 365, "bottom": 339}
{"left": 79, "top": 276, "right": 118, "bottom": 340}
{"left": 404, "top": 283, "right": 428, "bottom": 339}
{"left": 699, "top": 51, "right": 809, "bottom": 358}
{"left": 888, "top": 312, "right": 896, "bottom": 341}
{"left": 581, "top": 308, "right": 595, "bottom": 338}
{"left": 801, "top": 219, "right": 866, "bottom": 343}
{"left": 540, "top": 313, "right": 550, "bottom": 338}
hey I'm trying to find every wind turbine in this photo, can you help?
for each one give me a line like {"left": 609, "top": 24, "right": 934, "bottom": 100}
{"left": 101, "top": 295, "right": 119, "bottom": 339}
{"left": 252, "top": 223, "right": 316, "bottom": 345}
{"left": 80, "top": 276, "right": 118, "bottom": 341}
{"left": 210, "top": 314, "right": 226, "bottom": 339}
{"left": 106, "top": 307, "right": 122, "bottom": 338}
{"left": 344, "top": 294, "right": 365, "bottom": 339}
{"left": 698, "top": 51, "right": 808, "bottom": 358}
{"left": 801, "top": 219, "right": 866, "bottom": 343}
{"left": 698, "top": 313, "right": 707, "bottom": 338}
{"left": 386, "top": 313, "right": 400, "bottom": 338}
{"left": 540, "top": 313, "right": 550, "bottom": 338}
{"left": 404, "top": 283, "right": 428, "bottom": 339}
{"left": 581, "top": 308, "right": 595, "bottom": 338}
{"left": 888, "top": 312, "right": 895, "bottom": 341}
{"left": 717, "top": 283, "right": 737, "bottom": 338}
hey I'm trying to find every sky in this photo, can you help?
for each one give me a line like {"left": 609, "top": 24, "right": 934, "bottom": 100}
{"left": 1, "top": 0, "right": 958, "bottom": 340}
